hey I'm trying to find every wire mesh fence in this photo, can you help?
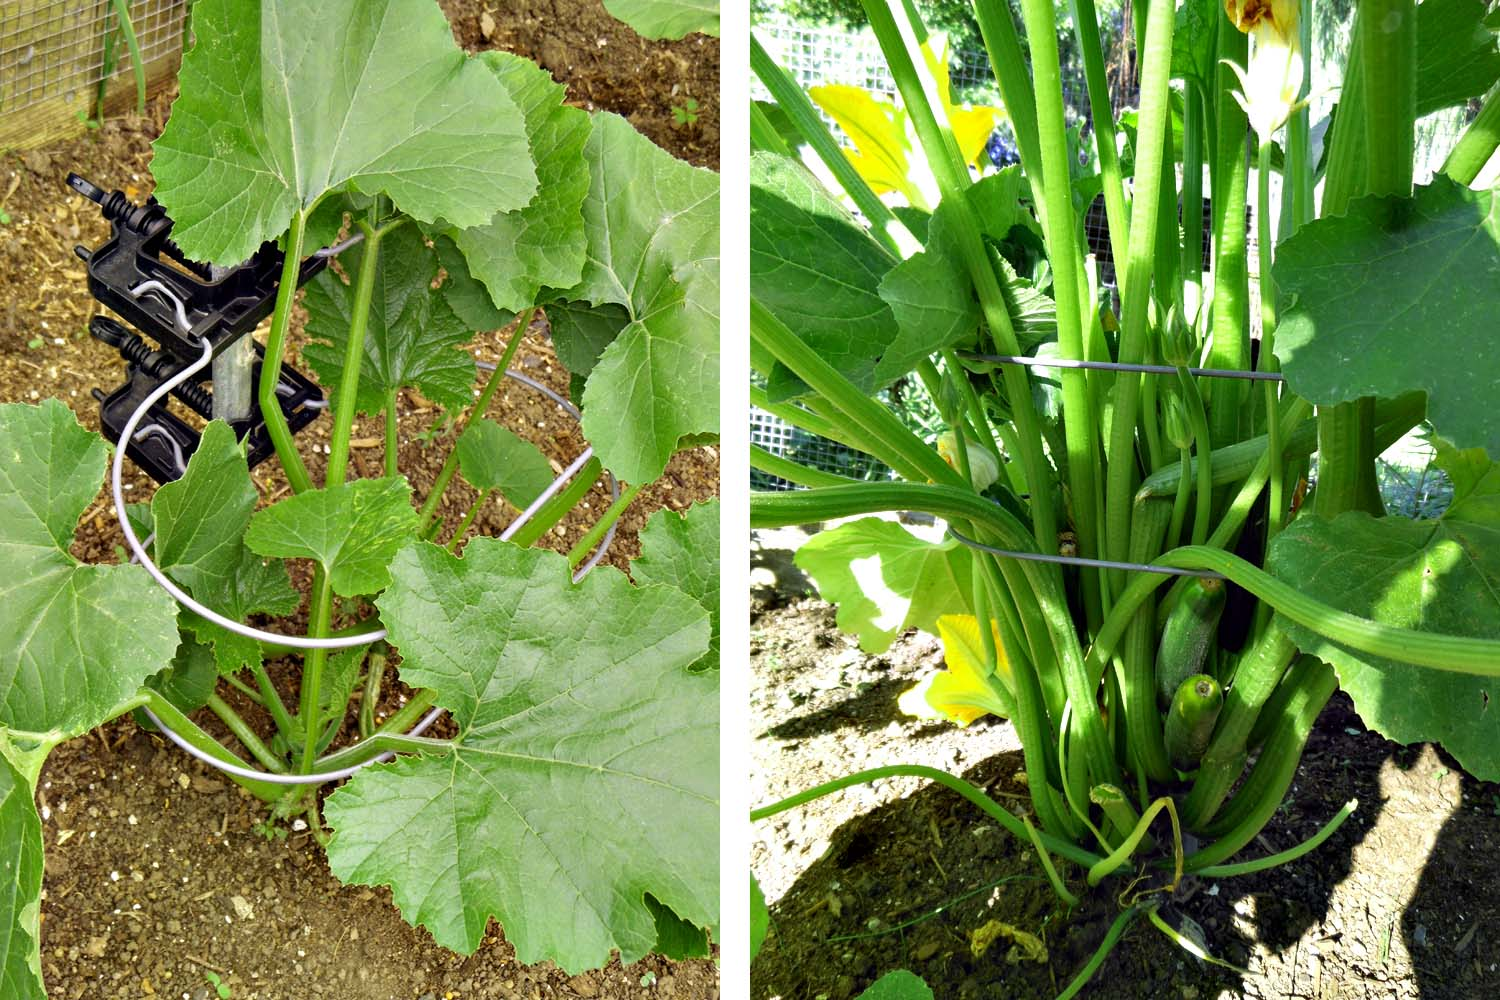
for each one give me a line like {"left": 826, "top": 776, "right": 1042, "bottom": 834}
{"left": 1, "top": 1, "right": 188, "bottom": 145}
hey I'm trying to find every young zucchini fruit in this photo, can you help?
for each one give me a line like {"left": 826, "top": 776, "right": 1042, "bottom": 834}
{"left": 1155, "top": 576, "right": 1227, "bottom": 707}
{"left": 1165, "top": 674, "right": 1224, "bottom": 772}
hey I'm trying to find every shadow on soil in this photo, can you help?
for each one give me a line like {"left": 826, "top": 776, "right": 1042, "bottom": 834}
{"left": 753, "top": 689, "right": 1500, "bottom": 1000}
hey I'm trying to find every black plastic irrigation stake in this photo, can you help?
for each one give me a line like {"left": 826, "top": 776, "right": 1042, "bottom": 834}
{"left": 68, "top": 172, "right": 326, "bottom": 483}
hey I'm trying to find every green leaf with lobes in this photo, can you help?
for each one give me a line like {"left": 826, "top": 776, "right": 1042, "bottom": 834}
{"left": 795, "top": 518, "right": 976, "bottom": 654}
{"left": 1266, "top": 441, "right": 1500, "bottom": 780}
{"left": 858, "top": 970, "right": 935, "bottom": 1000}
{"left": 0, "top": 400, "right": 179, "bottom": 735}
{"left": 302, "top": 224, "right": 478, "bottom": 416}
{"left": 324, "top": 539, "right": 716, "bottom": 971}
{"left": 1272, "top": 177, "right": 1500, "bottom": 457}
{"left": 633, "top": 500, "right": 720, "bottom": 672}
{"left": 445, "top": 52, "right": 592, "bottom": 316}
{"left": 601, "top": 0, "right": 719, "bottom": 39}
{"left": 454, "top": 419, "right": 556, "bottom": 509}
{"left": 150, "top": 0, "right": 536, "bottom": 264}
{"left": 561, "top": 113, "right": 720, "bottom": 484}
{"left": 148, "top": 421, "right": 299, "bottom": 674}
{"left": 245, "top": 476, "right": 419, "bottom": 598}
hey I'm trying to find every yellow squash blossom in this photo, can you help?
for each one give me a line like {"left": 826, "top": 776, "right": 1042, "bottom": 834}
{"left": 898, "top": 614, "right": 1014, "bottom": 726}
{"left": 1224, "top": 0, "right": 1304, "bottom": 142}
{"left": 809, "top": 33, "right": 1004, "bottom": 209}
{"left": 936, "top": 431, "right": 1001, "bottom": 492}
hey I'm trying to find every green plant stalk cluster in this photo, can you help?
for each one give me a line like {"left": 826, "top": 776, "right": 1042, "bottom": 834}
{"left": 749, "top": 0, "right": 1498, "bottom": 988}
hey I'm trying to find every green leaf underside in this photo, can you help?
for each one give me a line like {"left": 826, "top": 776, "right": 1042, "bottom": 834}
{"left": 303, "top": 224, "right": 477, "bottom": 416}
{"left": 751, "top": 152, "right": 897, "bottom": 399}
{"left": 569, "top": 113, "right": 720, "bottom": 484}
{"left": 1273, "top": 177, "right": 1500, "bottom": 456}
{"left": 633, "top": 500, "right": 720, "bottom": 671}
{"left": 326, "top": 539, "right": 716, "bottom": 970}
{"left": 1267, "top": 444, "right": 1500, "bottom": 780}
{"left": 148, "top": 635, "right": 221, "bottom": 715}
{"left": 795, "top": 518, "right": 976, "bottom": 654}
{"left": 151, "top": 0, "right": 536, "bottom": 264}
{"left": 858, "top": 970, "right": 935, "bottom": 1000}
{"left": 455, "top": 419, "right": 556, "bottom": 509}
{"left": 151, "top": 421, "right": 298, "bottom": 673}
{"left": 644, "top": 894, "right": 711, "bottom": 960}
{"left": 1417, "top": 0, "right": 1500, "bottom": 116}
{"left": 0, "top": 401, "right": 178, "bottom": 735}
{"left": 449, "top": 52, "right": 592, "bottom": 316}
{"left": 601, "top": 0, "right": 719, "bottom": 39}
{"left": 0, "top": 740, "right": 45, "bottom": 1000}
{"left": 547, "top": 300, "right": 634, "bottom": 379}
{"left": 245, "top": 476, "right": 418, "bottom": 597}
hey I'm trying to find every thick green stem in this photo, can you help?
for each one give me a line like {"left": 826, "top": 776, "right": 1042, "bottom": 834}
{"left": 258, "top": 211, "right": 313, "bottom": 493}
{"left": 506, "top": 458, "right": 604, "bottom": 549}
{"left": 1102, "top": 0, "right": 1177, "bottom": 595}
{"left": 384, "top": 389, "right": 399, "bottom": 477}
{"left": 206, "top": 694, "right": 287, "bottom": 773}
{"left": 1069, "top": 0, "right": 1133, "bottom": 279}
{"left": 143, "top": 691, "right": 285, "bottom": 801}
{"left": 297, "top": 572, "right": 335, "bottom": 774}
{"left": 750, "top": 445, "right": 861, "bottom": 488}
{"left": 325, "top": 220, "right": 391, "bottom": 486}
{"left": 1443, "top": 82, "right": 1500, "bottom": 185}
{"left": 1206, "top": 22, "right": 1250, "bottom": 446}
{"left": 250, "top": 660, "right": 296, "bottom": 736}
{"left": 357, "top": 648, "right": 388, "bottom": 739}
{"left": 1176, "top": 367, "right": 1214, "bottom": 546}
{"left": 567, "top": 482, "right": 643, "bottom": 568}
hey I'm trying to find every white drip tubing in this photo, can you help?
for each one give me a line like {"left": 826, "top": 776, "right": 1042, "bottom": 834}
{"left": 116, "top": 330, "right": 620, "bottom": 784}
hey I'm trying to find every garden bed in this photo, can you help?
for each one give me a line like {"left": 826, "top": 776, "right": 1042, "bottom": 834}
{"left": 0, "top": 3, "right": 719, "bottom": 997}
{"left": 750, "top": 544, "right": 1500, "bottom": 1000}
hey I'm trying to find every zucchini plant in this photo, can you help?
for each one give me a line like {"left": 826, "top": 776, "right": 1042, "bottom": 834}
{"left": 0, "top": 1, "right": 720, "bottom": 995}
{"left": 750, "top": 0, "right": 1500, "bottom": 989}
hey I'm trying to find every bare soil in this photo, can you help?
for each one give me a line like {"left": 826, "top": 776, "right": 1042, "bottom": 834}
{"left": 0, "top": 2, "right": 720, "bottom": 997}
{"left": 750, "top": 542, "right": 1500, "bottom": 1000}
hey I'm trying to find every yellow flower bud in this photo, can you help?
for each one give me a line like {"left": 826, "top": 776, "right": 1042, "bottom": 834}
{"left": 936, "top": 431, "right": 1001, "bottom": 492}
{"left": 1224, "top": 0, "right": 1304, "bottom": 142}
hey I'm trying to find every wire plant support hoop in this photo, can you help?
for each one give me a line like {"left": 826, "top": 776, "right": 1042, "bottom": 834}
{"left": 111, "top": 299, "right": 621, "bottom": 785}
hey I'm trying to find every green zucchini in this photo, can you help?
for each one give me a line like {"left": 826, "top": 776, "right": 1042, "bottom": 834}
{"left": 1155, "top": 576, "right": 1226, "bottom": 707}
{"left": 1165, "top": 674, "right": 1223, "bottom": 771}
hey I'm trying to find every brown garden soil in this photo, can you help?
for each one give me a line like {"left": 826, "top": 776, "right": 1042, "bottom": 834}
{"left": 750, "top": 533, "right": 1500, "bottom": 1000}
{"left": 0, "top": 3, "right": 719, "bottom": 998}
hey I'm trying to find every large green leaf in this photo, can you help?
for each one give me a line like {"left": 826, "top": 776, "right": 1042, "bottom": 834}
{"left": 245, "top": 477, "right": 418, "bottom": 597}
{"left": 1169, "top": 0, "right": 1217, "bottom": 91}
{"left": 633, "top": 500, "right": 719, "bottom": 671}
{"left": 0, "top": 736, "right": 45, "bottom": 1000}
{"left": 750, "top": 873, "right": 769, "bottom": 961}
{"left": 1273, "top": 177, "right": 1500, "bottom": 456}
{"left": 324, "top": 539, "right": 716, "bottom": 971}
{"left": 1266, "top": 443, "right": 1500, "bottom": 780}
{"left": 151, "top": 0, "right": 536, "bottom": 264}
{"left": 0, "top": 401, "right": 179, "bottom": 735}
{"left": 455, "top": 418, "right": 556, "bottom": 509}
{"left": 448, "top": 52, "right": 592, "bottom": 315}
{"left": 1417, "top": 0, "right": 1500, "bottom": 115}
{"left": 795, "top": 518, "right": 975, "bottom": 654}
{"left": 751, "top": 152, "right": 898, "bottom": 399}
{"left": 303, "top": 224, "right": 477, "bottom": 416}
{"left": 602, "top": 0, "right": 719, "bottom": 39}
{"left": 150, "top": 421, "right": 299, "bottom": 673}
{"left": 565, "top": 113, "right": 720, "bottom": 483}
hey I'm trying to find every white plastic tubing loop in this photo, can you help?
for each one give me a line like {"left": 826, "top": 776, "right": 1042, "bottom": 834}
{"left": 114, "top": 326, "right": 620, "bottom": 783}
